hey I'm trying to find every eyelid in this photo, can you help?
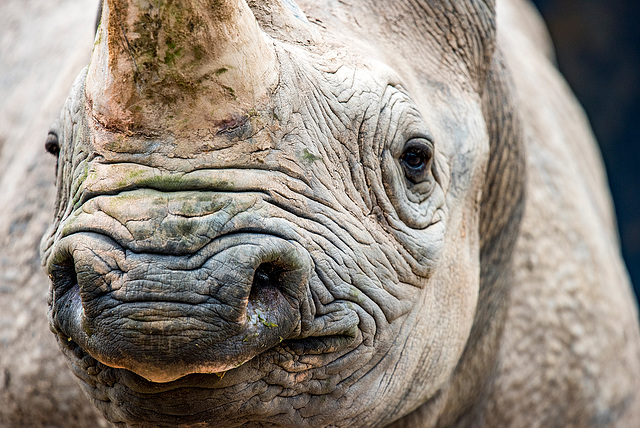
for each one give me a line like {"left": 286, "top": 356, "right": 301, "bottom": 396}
{"left": 406, "top": 135, "right": 434, "bottom": 147}
{"left": 401, "top": 138, "right": 434, "bottom": 161}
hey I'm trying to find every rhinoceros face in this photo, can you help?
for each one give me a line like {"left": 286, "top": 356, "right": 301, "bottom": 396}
{"left": 41, "top": 0, "right": 503, "bottom": 426}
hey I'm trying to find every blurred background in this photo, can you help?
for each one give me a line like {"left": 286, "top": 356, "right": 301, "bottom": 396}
{"left": 531, "top": 0, "right": 640, "bottom": 299}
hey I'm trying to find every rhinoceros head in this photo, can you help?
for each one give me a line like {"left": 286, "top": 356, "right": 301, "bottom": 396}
{"left": 41, "top": 0, "right": 524, "bottom": 425}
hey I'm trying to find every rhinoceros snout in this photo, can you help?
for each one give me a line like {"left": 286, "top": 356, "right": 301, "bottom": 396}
{"left": 47, "top": 232, "right": 314, "bottom": 383}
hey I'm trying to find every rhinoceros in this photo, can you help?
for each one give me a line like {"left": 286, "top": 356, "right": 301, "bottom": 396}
{"left": 32, "top": 0, "right": 640, "bottom": 426}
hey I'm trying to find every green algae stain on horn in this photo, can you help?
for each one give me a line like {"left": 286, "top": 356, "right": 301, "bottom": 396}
{"left": 163, "top": 37, "right": 183, "bottom": 66}
{"left": 301, "top": 148, "right": 320, "bottom": 164}
{"left": 88, "top": 0, "right": 279, "bottom": 134}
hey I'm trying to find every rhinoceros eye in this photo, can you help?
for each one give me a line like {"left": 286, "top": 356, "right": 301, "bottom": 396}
{"left": 45, "top": 132, "right": 60, "bottom": 157}
{"left": 400, "top": 138, "right": 432, "bottom": 184}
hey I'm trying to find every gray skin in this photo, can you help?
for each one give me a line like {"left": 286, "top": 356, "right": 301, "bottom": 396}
{"left": 38, "top": 0, "right": 640, "bottom": 427}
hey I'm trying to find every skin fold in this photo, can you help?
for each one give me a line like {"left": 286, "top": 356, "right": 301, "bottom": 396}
{"left": 38, "top": 0, "right": 640, "bottom": 426}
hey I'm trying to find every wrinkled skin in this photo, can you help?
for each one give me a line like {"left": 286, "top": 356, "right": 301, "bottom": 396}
{"left": 40, "top": 0, "right": 640, "bottom": 427}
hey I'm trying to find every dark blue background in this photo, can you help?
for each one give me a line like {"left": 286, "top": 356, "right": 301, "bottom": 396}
{"left": 531, "top": 0, "right": 640, "bottom": 300}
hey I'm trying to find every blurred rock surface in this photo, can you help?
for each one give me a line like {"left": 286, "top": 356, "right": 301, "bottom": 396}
{"left": 0, "top": 0, "right": 107, "bottom": 426}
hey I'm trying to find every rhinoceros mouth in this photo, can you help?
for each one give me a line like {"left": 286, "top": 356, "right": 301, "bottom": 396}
{"left": 57, "top": 329, "right": 362, "bottom": 390}
{"left": 55, "top": 324, "right": 363, "bottom": 426}
{"left": 54, "top": 307, "right": 362, "bottom": 424}
{"left": 48, "top": 231, "right": 361, "bottom": 384}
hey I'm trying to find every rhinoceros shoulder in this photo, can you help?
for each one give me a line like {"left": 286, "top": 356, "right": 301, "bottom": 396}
{"left": 481, "top": 0, "right": 640, "bottom": 425}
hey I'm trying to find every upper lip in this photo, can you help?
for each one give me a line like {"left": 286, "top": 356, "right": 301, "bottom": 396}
{"left": 47, "top": 231, "right": 363, "bottom": 383}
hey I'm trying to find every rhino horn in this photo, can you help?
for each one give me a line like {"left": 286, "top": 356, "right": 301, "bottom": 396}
{"left": 85, "top": 0, "right": 279, "bottom": 134}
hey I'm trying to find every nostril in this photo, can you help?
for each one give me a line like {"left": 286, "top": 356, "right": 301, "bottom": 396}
{"left": 50, "top": 261, "right": 78, "bottom": 299}
{"left": 246, "top": 243, "right": 312, "bottom": 316}
{"left": 47, "top": 253, "right": 85, "bottom": 341}
{"left": 250, "top": 263, "right": 285, "bottom": 303}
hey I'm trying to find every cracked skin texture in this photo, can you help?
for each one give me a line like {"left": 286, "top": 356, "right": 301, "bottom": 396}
{"left": 0, "top": 0, "right": 638, "bottom": 426}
